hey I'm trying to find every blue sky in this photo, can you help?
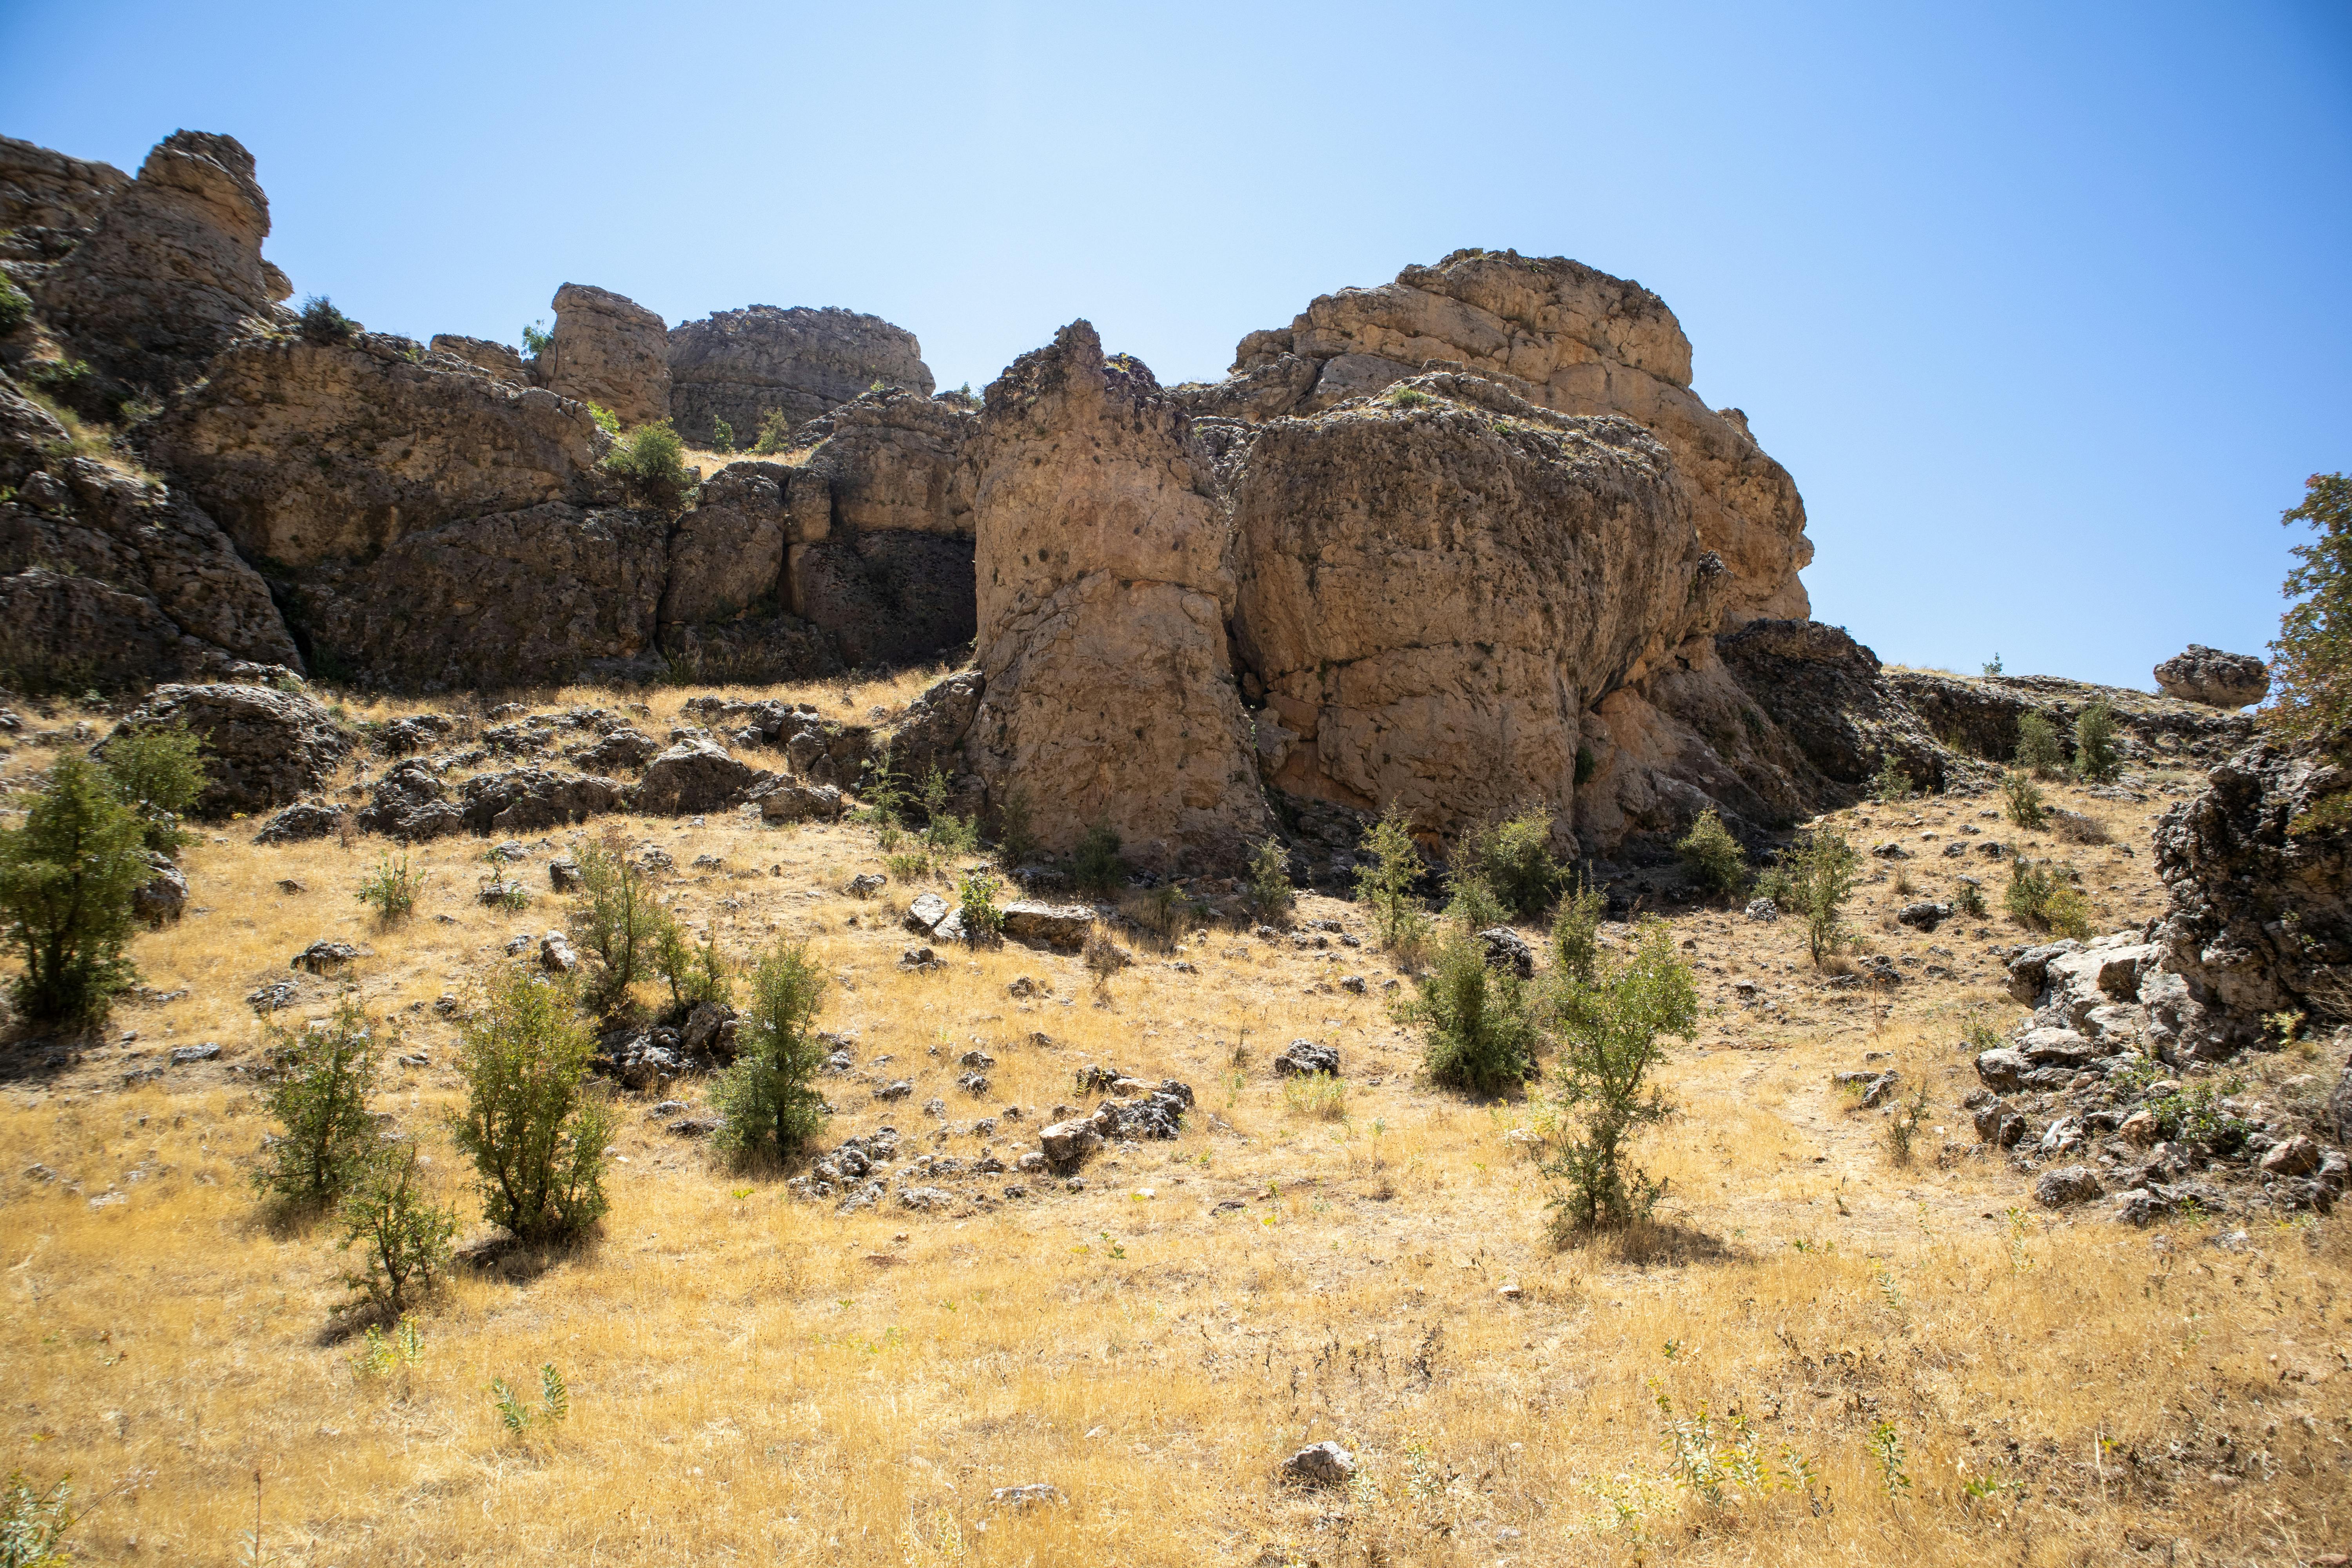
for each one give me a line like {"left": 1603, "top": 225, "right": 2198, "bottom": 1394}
{"left": 6, "top": 0, "right": 2346, "bottom": 691}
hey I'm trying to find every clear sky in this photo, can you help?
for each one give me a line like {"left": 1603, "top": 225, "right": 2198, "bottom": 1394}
{"left": 6, "top": 0, "right": 2346, "bottom": 691}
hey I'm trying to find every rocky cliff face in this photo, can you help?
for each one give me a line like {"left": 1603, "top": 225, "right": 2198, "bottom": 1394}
{"left": 0, "top": 135, "right": 131, "bottom": 290}
{"left": 36, "top": 131, "right": 292, "bottom": 398}
{"left": 1185, "top": 250, "right": 1813, "bottom": 628}
{"left": 963, "top": 322, "right": 1270, "bottom": 869}
{"left": 1223, "top": 370, "right": 1700, "bottom": 840}
{"left": 542, "top": 283, "right": 670, "bottom": 428}
{"left": 667, "top": 305, "right": 934, "bottom": 448}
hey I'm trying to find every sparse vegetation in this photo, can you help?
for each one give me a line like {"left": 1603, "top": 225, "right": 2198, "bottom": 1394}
{"left": 1073, "top": 820, "right": 1124, "bottom": 894}
{"left": 653, "top": 919, "right": 731, "bottom": 1013}
{"left": 570, "top": 841, "right": 664, "bottom": 1013}
{"left": 1354, "top": 804, "right": 1428, "bottom": 952}
{"left": 1869, "top": 753, "right": 1915, "bottom": 803}
{"left": 2013, "top": 710, "right": 2065, "bottom": 776}
{"left": 0, "top": 272, "right": 31, "bottom": 336}
{"left": 356, "top": 851, "right": 425, "bottom": 924}
{"left": 97, "top": 720, "right": 208, "bottom": 853}
{"left": 1458, "top": 806, "right": 1563, "bottom": 919}
{"left": 1401, "top": 924, "right": 1544, "bottom": 1094}
{"left": 253, "top": 996, "right": 385, "bottom": 1208}
{"left": 2005, "top": 856, "right": 2092, "bottom": 938}
{"left": 1543, "top": 918, "right": 1697, "bottom": 1234}
{"left": 2271, "top": 472, "right": 2351, "bottom": 753}
{"left": 601, "top": 419, "right": 693, "bottom": 510}
{"left": 1243, "top": 835, "right": 1292, "bottom": 920}
{"left": 1281, "top": 1071, "right": 1347, "bottom": 1120}
{"left": 711, "top": 939, "right": 830, "bottom": 1165}
{"left": 2071, "top": 698, "right": 2122, "bottom": 783}
{"left": 0, "top": 1468, "right": 77, "bottom": 1568}
{"left": 520, "top": 319, "right": 552, "bottom": 357}
{"left": 0, "top": 754, "right": 149, "bottom": 1023}
{"left": 1780, "top": 824, "right": 1860, "bottom": 965}
{"left": 993, "top": 784, "right": 1039, "bottom": 868}
{"left": 1953, "top": 877, "right": 1987, "bottom": 918}
{"left": 2002, "top": 771, "right": 2047, "bottom": 828}
{"left": 1548, "top": 871, "right": 1607, "bottom": 985}
{"left": 335, "top": 1142, "right": 456, "bottom": 1316}
{"left": 1675, "top": 808, "right": 1747, "bottom": 900}
{"left": 750, "top": 407, "right": 795, "bottom": 455}
{"left": 709, "top": 416, "right": 736, "bottom": 454}
{"left": 297, "top": 294, "right": 358, "bottom": 344}
{"left": 955, "top": 867, "right": 1005, "bottom": 940}
{"left": 448, "top": 968, "right": 615, "bottom": 1243}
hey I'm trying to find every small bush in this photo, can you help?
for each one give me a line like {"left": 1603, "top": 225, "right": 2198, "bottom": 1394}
{"left": 2013, "top": 711, "right": 2065, "bottom": 776}
{"left": 1442, "top": 870, "right": 1509, "bottom": 935}
{"left": 98, "top": 720, "right": 209, "bottom": 853}
{"left": 570, "top": 842, "right": 664, "bottom": 1013}
{"left": 1543, "top": 918, "right": 1697, "bottom": 1233}
{"left": 2004, "top": 857, "right": 2091, "bottom": 938}
{"left": 1782, "top": 824, "right": 1860, "bottom": 966}
{"left": 584, "top": 400, "right": 619, "bottom": 435}
{"left": 994, "top": 785, "right": 1039, "bottom": 867}
{"left": 2001, "top": 771, "right": 2047, "bottom": 829}
{"left": 1082, "top": 922, "right": 1132, "bottom": 982}
{"left": 1074, "top": 820, "right": 1124, "bottom": 894}
{"left": 1675, "top": 808, "right": 1747, "bottom": 900}
{"left": 253, "top": 996, "right": 384, "bottom": 1208}
{"left": 1982, "top": 652, "right": 2004, "bottom": 677}
{"left": 957, "top": 868, "right": 1006, "bottom": 940}
{"left": 1402, "top": 925, "right": 1545, "bottom": 1094}
{"left": 1869, "top": 753, "right": 1914, "bottom": 804}
{"left": 1461, "top": 806, "right": 1562, "bottom": 920}
{"left": 884, "top": 848, "right": 934, "bottom": 882}
{"left": 448, "top": 967, "right": 615, "bottom": 1243}
{"left": 1243, "top": 835, "right": 1293, "bottom": 920}
{"left": 356, "top": 852, "right": 425, "bottom": 924}
{"left": 750, "top": 407, "right": 796, "bottom": 455}
{"left": 1282, "top": 1072, "right": 1347, "bottom": 1121}
{"left": 1953, "top": 878, "right": 1987, "bottom": 918}
{"left": 1548, "top": 873, "right": 1607, "bottom": 986}
{"left": 336, "top": 1142, "right": 456, "bottom": 1316}
{"left": 710, "top": 416, "right": 736, "bottom": 454}
{"left": 601, "top": 420, "right": 693, "bottom": 510}
{"left": 298, "top": 294, "right": 358, "bottom": 345}
{"left": 711, "top": 940, "right": 830, "bottom": 1164}
{"left": 1885, "top": 1087, "right": 1929, "bottom": 1168}
{"left": 0, "top": 1468, "right": 76, "bottom": 1567}
{"left": 2072, "top": 699, "right": 2122, "bottom": 782}
{"left": 1389, "top": 388, "right": 1431, "bottom": 408}
{"left": 0, "top": 273, "right": 32, "bottom": 336}
{"left": 0, "top": 754, "right": 148, "bottom": 1024}
{"left": 521, "top": 319, "right": 553, "bottom": 357}
{"left": 653, "top": 920, "right": 731, "bottom": 1013}
{"left": 1354, "top": 804, "right": 1428, "bottom": 950}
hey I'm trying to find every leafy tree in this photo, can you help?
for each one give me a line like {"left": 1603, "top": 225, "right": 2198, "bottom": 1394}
{"left": 569, "top": 842, "right": 664, "bottom": 1013}
{"left": 710, "top": 416, "right": 737, "bottom": 454}
{"left": 1548, "top": 872, "right": 1608, "bottom": 985}
{"left": 711, "top": 940, "right": 830, "bottom": 1164}
{"left": 1459, "top": 806, "right": 1563, "bottom": 919}
{"left": 337, "top": 1142, "right": 456, "bottom": 1316}
{"left": 253, "top": 996, "right": 384, "bottom": 1207}
{"left": 1675, "top": 808, "right": 1748, "bottom": 900}
{"left": 957, "top": 867, "right": 1006, "bottom": 940}
{"left": 750, "top": 407, "right": 795, "bottom": 456}
{"left": 1781, "top": 824, "right": 1860, "bottom": 966}
{"left": 1543, "top": 919, "right": 1698, "bottom": 1234}
{"left": 1243, "top": 835, "right": 1293, "bottom": 920}
{"left": 601, "top": 419, "right": 692, "bottom": 510}
{"left": 1353, "top": 804, "right": 1428, "bottom": 949}
{"left": 2002, "top": 771, "right": 2047, "bottom": 828}
{"left": 2271, "top": 472, "right": 2352, "bottom": 748}
{"left": 521, "top": 319, "right": 553, "bottom": 357}
{"left": 1869, "top": 753, "right": 1915, "bottom": 803}
{"left": 98, "top": 720, "right": 208, "bottom": 853}
{"left": 0, "top": 755, "right": 147, "bottom": 1023}
{"left": 1401, "top": 926, "right": 1544, "bottom": 1094}
{"left": 449, "top": 969, "right": 615, "bottom": 1242}
{"left": 2013, "top": 710, "right": 2065, "bottom": 777}
{"left": 653, "top": 918, "right": 731, "bottom": 1013}
{"left": 2071, "top": 699, "right": 2122, "bottom": 782}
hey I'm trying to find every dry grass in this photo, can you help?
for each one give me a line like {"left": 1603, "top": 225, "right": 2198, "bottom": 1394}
{"left": 2, "top": 710, "right": 2346, "bottom": 1564}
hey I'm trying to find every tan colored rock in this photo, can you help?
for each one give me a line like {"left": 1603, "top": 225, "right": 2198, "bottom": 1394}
{"left": 782, "top": 387, "right": 975, "bottom": 538}
{"left": 1196, "top": 249, "right": 1812, "bottom": 624}
{"left": 542, "top": 283, "right": 670, "bottom": 427}
{"left": 428, "top": 333, "right": 532, "bottom": 385}
{"left": 661, "top": 462, "right": 791, "bottom": 628}
{"left": 667, "top": 305, "right": 934, "bottom": 448}
{"left": 1226, "top": 371, "right": 1702, "bottom": 839}
{"left": 964, "top": 321, "right": 1270, "bottom": 870}
{"left": 2154, "top": 644, "right": 2269, "bottom": 709}
{"left": 37, "top": 131, "right": 292, "bottom": 392}
{"left": 0, "top": 134, "right": 131, "bottom": 282}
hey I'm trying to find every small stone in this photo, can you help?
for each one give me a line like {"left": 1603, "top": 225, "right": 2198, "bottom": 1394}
{"left": 169, "top": 1044, "right": 220, "bottom": 1066}
{"left": 990, "top": 1483, "right": 1066, "bottom": 1510}
{"left": 1282, "top": 1440, "right": 1356, "bottom": 1487}
{"left": 290, "top": 940, "right": 358, "bottom": 975}
{"left": 846, "top": 872, "right": 887, "bottom": 898}
{"left": 1743, "top": 898, "right": 1779, "bottom": 922}
{"left": 2035, "top": 1165, "right": 2103, "bottom": 1208}
{"left": 2260, "top": 1135, "right": 2321, "bottom": 1178}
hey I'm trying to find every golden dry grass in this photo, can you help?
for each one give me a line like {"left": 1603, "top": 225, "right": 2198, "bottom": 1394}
{"left": 0, "top": 697, "right": 2346, "bottom": 1565}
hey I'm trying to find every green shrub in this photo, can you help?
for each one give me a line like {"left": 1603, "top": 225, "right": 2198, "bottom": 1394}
{"left": 1401, "top": 926, "right": 1545, "bottom": 1094}
{"left": 0, "top": 1468, "right": 76, "bottom": 1568}
{"left": 994, "top": 785, "right": 1039, "bottom": 868}
{"left": 1548, "top": 873, "right": 1608, "bottom": 986}
{"left": 336, "top": 1142, "right": 456, "bottom": 1316}
{"left": 1953, "top": 878, "right": 1987, "bottom": 918}
{"left": 1869, "top": 753, "right": 1915, "bottom": 804}
{"left": 1442, "top": 869, "right": 1510, "bottom": 935}
{"left": 1460, "top": 806, "right": 1562, "bottom": 919}
{"left": 653, "top": 919, "right": 731, "bottom": 1013}
{"left": 253, "top": 996, "right": 384, "bottom": 1207}
{"left": 2271, "top": 472, "right": 2350, "bottom": 751}
{"left": 1675, "top": 808, "right": 1747, "bottom": 900}
{"left": 1354, "top": 804, "right": 1428, "bottom": 949}
{"left": 1574, "top": 743, "right": 1598, "bottom": 786}
{"left": 521, "top": 319, "right": 553, "bottom": 357}
{"left": 1982, "top": 652, "right": 2004, "bottom": 676}
{"left": 2004, "top": 857, "right": 2092, "bottom": 938}
{"left": 570, "top": 843, "right": 664, "bottom": 1013}
{"left": 1781, "top": 825, "right": 1860, "bottom": 966}
{"left": 0, "top": 273, "right": 31, "bottom": 336}
{"left": 1543, "top": 918, "right": 1697, "bottom": 1234}
{"left": 356, "top": 851, "right": 425, "bottom": 924}
{"left": 584, "top": 400, "right": 619, "bottom": 435}
{"left": 0, "top": 754, "right": 147, "bottom": 1024}
{"left": 1074, "top": 820, "right": 1124, "bottom": 894}
{"left": 2072, "top": 699, "right": 2122, "bottom": 782}
{"left": 1243, "top": 835, "right": 1293, "bottom": 920}
{"left": 2013, "top": 710, "right": 2065, "bottom": 776}
{"left": 2001, "top": 771, "right": 2047, "bottom": 829}
{"left": 750, "top": 407, "right": 796, "bottom": 456}
{"left": 97, "top": 719, "right": 207, "bottom": 853}
{"left": 957, "top": 867, "right": 1006, "bottom": 940}
{"left": 710, "top": 416, "right": 736, "bottom": 454}
{"left": 297, "top": 294, "right": 358, "bottom": 344}
{"left": 601, "top": 419, "right": 692, "bottom": 510}
{"left": 1389, "top": 388, "right": 1431, "bottom": 408}
{"left": 711, "top": 939, "right": 831, "bottom": 1165}
{"left": 448, "top": 967, "right": 615, "bottom": 1243}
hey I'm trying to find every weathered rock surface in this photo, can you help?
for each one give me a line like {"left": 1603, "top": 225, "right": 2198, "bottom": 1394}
{"left": 427, "top": 333, "right": 532, "bottom": 385}
{"left": 666, "top": 305, "right": 934, "bottom": 448}
{"left": 635, "top": 737, "right": 758, "bottom": 814}
{"left": 0, "top": 134, "right": 131, "bottom": 285}
{"left": 2154, "top": 740, "right": 2349, "bottom": 1036}
{"left": 541, "top": 283, "right": 669, "bottom": 427}
{"left": 457, "top": 769, "right": 624, "bottom": 835}
{"left": 107, "top": 682, "right": 349, "bottom": 818}
{"left": 964, "top": 322, "right": 1271, "bottom": 869}
{"left": 1889, "top": 668, "right": 2254, "bottom": 768}
{"left": 36, "top": 131, "right": 292, "bottom": 394}
{"left": 1227, "top": 370, "right": 1700, "bottom": 839}
{"left": 781, "top": 387, "right": 975, "bottom": 538}
{"left": 1190, "top": 249, "right": 1812, "bottom": 625}
{"left": 2154, "top": 645, "right": 2269, "bottom": 710}
{"left": 660, "top": 461, "right": 792, "bottom": 627}
{"left": 354, "top": 759, "right": 464, "bottom": 841}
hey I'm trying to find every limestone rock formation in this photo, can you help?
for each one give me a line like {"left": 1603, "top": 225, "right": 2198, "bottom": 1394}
{"left": 36, "top": 131, "right": 292, "bottom": 395}
{"left": 2154, "top": 740, "right": 2350, "bottom": 1036}
{"left": 427, "top": 333, "right": 532, "bottom": 386}
{"left": 0, "top": 134, "right": 131, "bottom": 288}
{"left": 0, "top": 370, "right": 298, "bottom": 688}
{"left": 782, "top": 388, "right": 975, "bottom": 538}
{"left": 661, "top": 462, "right": 793, "bottom": 628}
{"left": 667, "top": 305, "right": 934, "bottom": 448}
{"left": 541, "top": 284, "right": 670, "bottom": 427}
{"left": 1224, "top": 370, "right": 1702, "bottom": 839}
{"left": 1186, "top": 249, "right": 1812, "bottom": 625}
{"left": 107, "top": 682, "right": 350, "bottom": 818}
{"left": 1890, "top": 668, "right": 2255, "bottom": 767}
{"left": 963, "top": 321, "right": 1270, "bottom": 869}
{"left": 2154, "top": 645, "right": 2269, "bottom": 710}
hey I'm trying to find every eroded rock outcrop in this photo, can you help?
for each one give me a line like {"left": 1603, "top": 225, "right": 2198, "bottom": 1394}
{"left": 37, "top": 131, "right": 292, "bottom": 395}
{"left": 0, "top": 134, "right": 131, "bottom": 288}
{"left": 667, "top": 305, "right": 934, "bottom": 448}
{"left": 1187, "top": 249, "right": 1812, "bottom": 625}
{"left": 541, "top": 284, "right": 669, "bottom": 428}
{"left": 1225, "top": 370, "right": 1701, "bottom": 839}
{"left": 2155, "top": 645, "right": 2269, "bottom": 710}
{"left": 1890, "top": 668, "right": 2256, "bottom": 768}
{"left": 964, "top": 322, "right": 1270, "bottom": 868}
{"left": 427, "top": 333, "right": 532, "bottom": 386}
{"left": 107, "top": 682, "right": 349, "bottom": 818}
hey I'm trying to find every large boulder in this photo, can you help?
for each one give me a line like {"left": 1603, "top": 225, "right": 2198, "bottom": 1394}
{"left": 35, "top": 131, "right": 292, "bottom": 395}
{"left": 427, "top": 333, "right": 532, "bottom": 385}
{"left": 635, "top": 737, "right": 758, "bottom": 815}
{"left": 787, "top": 528, "right": 977, "bottom": 670}
{"left": 107, "top": 682, "right": 349, "bottom": 818}
{"left": 660, "top": 462, "right": 792, "bottom": 627}
{"left": 540, "top": 283, "right": 669, "bottom": 428}
{"left": 1225, "top": 369, "right": 1700, "bottom": 840}
{"left": 1714, "top": 620, "right": 1950, "bottom": 793}
{"left": 2154, "top": 646, "right": 2269, "bottom": 710}
{"left": 963, "top": 321, "right": 1272, "bottom": 870}
{"left": 778, "top": 387, "right": 975, "bottom": 538}
{"left": 2153, "top": 740, "right": 2350, "bottom": 1036}
{"left": 1185, "top": 249, "right": 1813, "bottom": 625}
{"left": 0, "top": 134, "right": 131, "bottom": 286}
{"left": 458, "top": 769, "right": 624, "bottom": 835}
{"left": 666, "top": 305, "right": 934, "bottom": 448}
